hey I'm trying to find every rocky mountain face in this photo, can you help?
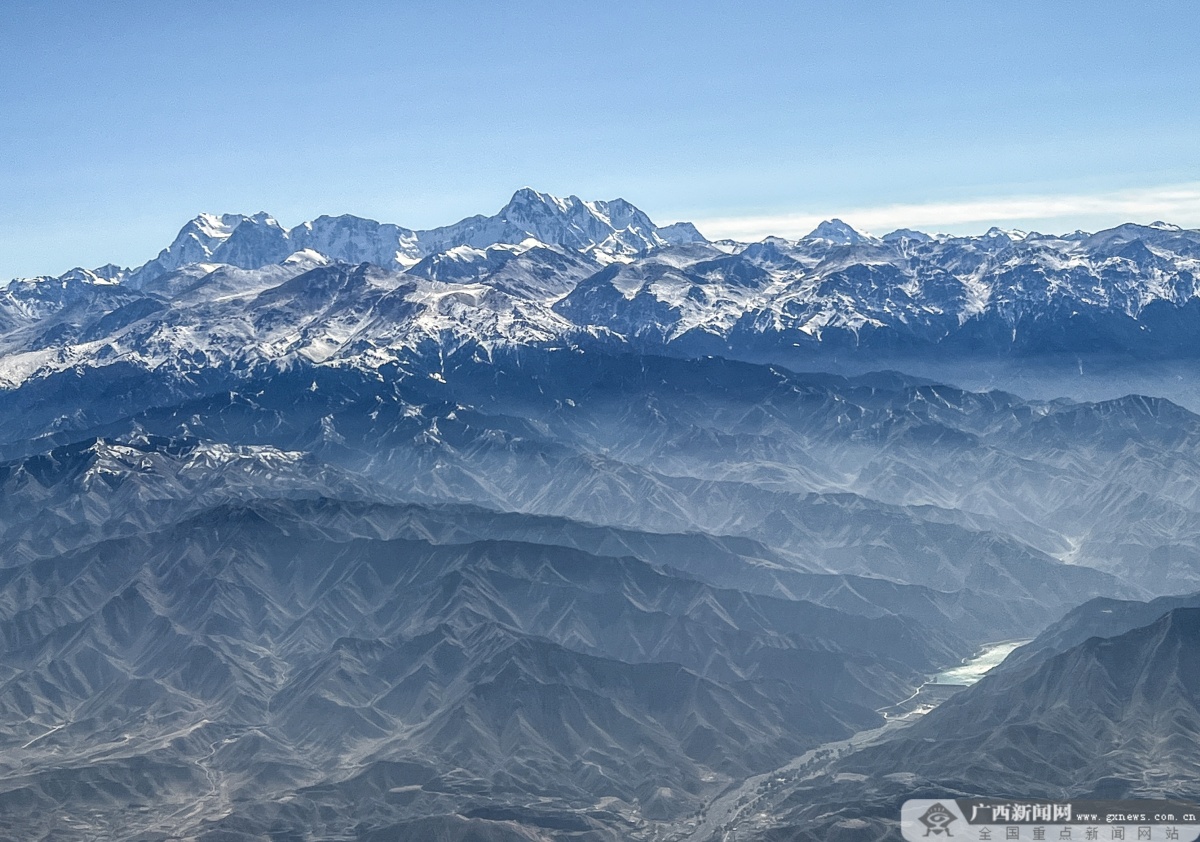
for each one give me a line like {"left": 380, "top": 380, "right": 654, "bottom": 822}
{"left": 744, "top": 605, "right": 1200, "bottom": 841}
{"left": 0, "top": 498, "right": 961, "bottom": 839}
{"left": 3, "top": 191, "right": 1200, "bottom": 840}
{"left": 999, "top": 590, "right": 1200, "bottom": 673}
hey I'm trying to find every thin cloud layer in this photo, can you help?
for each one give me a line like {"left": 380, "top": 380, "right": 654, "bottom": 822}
{"left": 693, "top": 183, "right": 1200, "bottom": 240}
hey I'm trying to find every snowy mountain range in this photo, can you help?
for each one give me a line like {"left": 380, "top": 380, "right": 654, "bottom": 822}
{"left": 5, "top": 189, "right": 1200, "bottom": 393}
{"left": 121, "top": 187, "right": 704, "bottom": 287}
{"left": 5, "top": 190, "right": 1200, "bottom": 840}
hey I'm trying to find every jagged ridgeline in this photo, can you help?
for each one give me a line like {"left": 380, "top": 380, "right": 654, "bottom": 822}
{"left": 3, "top": 192, "right": 1200, "bottom": 840}
{"left": 6, "top": 189, "right": 1200, "bottom": 397}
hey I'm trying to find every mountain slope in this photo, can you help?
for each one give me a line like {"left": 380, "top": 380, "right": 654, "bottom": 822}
{"left": 0, "top": 499, "right": 956, "bottom": 840}
{"left": 850, "top": 607, "right": 1200, "bottom": 796}
{"left": 720, "top": 605, "right": 1200, "bottom": 841}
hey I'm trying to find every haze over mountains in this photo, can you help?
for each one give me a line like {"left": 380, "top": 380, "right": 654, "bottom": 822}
{"left": 3, "top": 190, "right": 1200, "bottom": 840}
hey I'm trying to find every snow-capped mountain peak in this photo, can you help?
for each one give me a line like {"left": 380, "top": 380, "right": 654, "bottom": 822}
{"left": 247, "top": 211, "right": 282, "bottom": 227}
{"left": 502, "top": 186, "right": 573, "bottom": 216}
{"left": 881, "top": 228, "right": 933, "bottom": 244}
{"left": 126, "top": 212, "right": 251, "bottom": 287}
{"left": 60, "top": 190, "right": 712, "bottom": 294}
{"left": 804, "top": 218, "right": 877, "bottom": 245}
{"left": 192, "top": 212, "right": 244, "bottom": 240}
{"left": 405, "top": 188, "right": 693, "bottom": 260}
{"left": 983, "top": 225, "right": 1031, "bottom": 241}
{"left": 656, "top": 221, "right": 707, "bottom": 245}
{"left": 282, "top": 248, "right": 331, "bottom": 267}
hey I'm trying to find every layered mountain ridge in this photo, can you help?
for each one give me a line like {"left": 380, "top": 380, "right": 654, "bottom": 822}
{"left": 5, "top": 190, "right": 1200, "bottom": 840}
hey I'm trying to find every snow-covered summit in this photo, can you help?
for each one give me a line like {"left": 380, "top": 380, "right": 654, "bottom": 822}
{"left": 881, "top": 228, "right": 934, "bottom": 244}
{"left": 111, "top": 189, "right": 701, "bottom": 290}
{"left": 127, "top": 212, "right": 252, "bottom": 287}
{"left": 417, "top": 187, "right": 677, "bottom": 258}
{"left": 803, "top": 219, "right": 878, "bottom": 245}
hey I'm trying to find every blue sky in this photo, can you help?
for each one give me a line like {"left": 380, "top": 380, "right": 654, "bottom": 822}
{"left": 3, "top": 1, "right": 1199, "bottom": 278}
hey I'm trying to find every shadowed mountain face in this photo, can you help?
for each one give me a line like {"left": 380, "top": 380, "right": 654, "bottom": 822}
{"left": 4, "top": 194, "right": 1200, "bottom": 840}
{"left": 748, "top": 606, "right": 1200, "bottom": 842}
{"left": 857, "top": 606, "right": 1200, "bottom": 797}
{"left": 998, "top": 590, "right": 1200, "bottom": 673}
{"left": 0, "top": 503, "right": 962, "bottom": 840}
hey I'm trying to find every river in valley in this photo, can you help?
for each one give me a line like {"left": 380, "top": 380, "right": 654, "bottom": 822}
{"left": 933, "top": 639, "right": 1032, "bottom": 686}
